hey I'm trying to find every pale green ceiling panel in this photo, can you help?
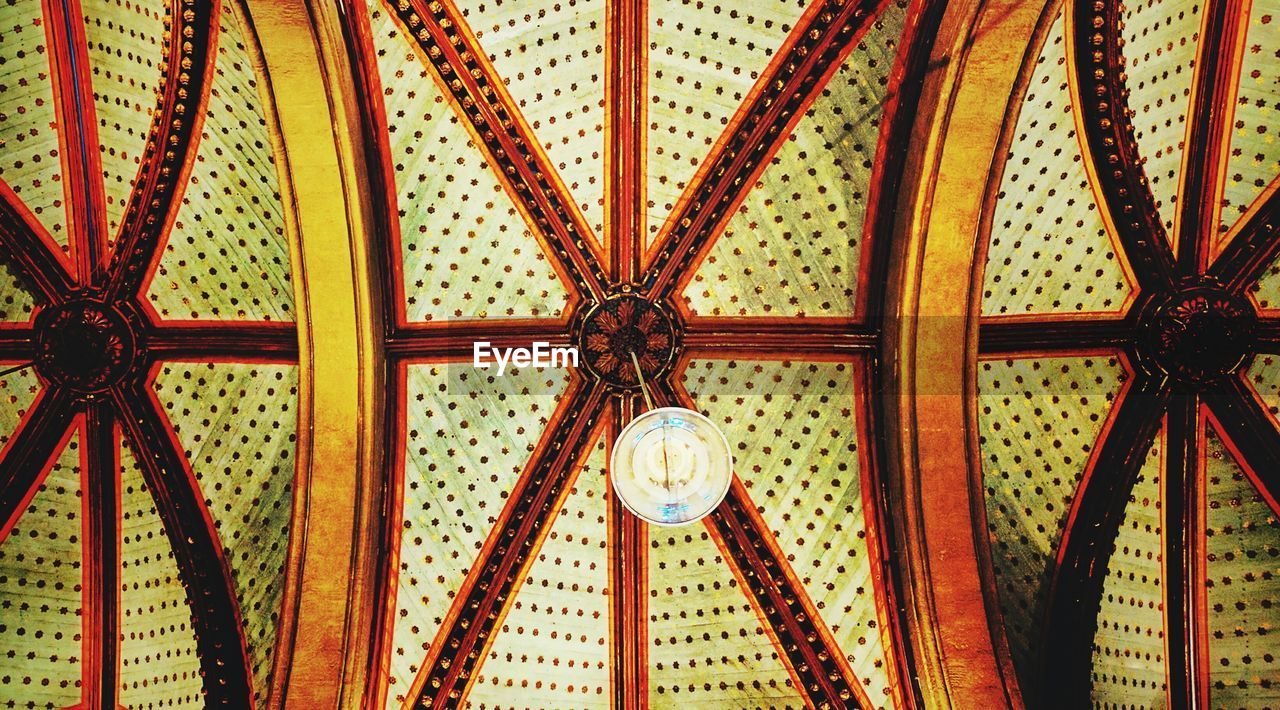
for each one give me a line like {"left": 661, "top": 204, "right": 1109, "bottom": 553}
{"left": 0, "top": 0, "right": 67, "bottom": 247}
{"left": 1246, "top": 352, "right": 1280, "bottom": 429}
{"left": 1205, "top": 427, "right": 1280, "bottom": 708}
{"left": 0, "top": 367, "right": 39, "bottom": 447}
{"left": 465, "top": 437, "right": 610, "bottom": 709}
{"left": 977, "top": 354, "right": 1127, "bottom": 686}
{"left": 0, "top": 433, "right": 82, "bottom": 708}
{"left": 683, "top": 357, "right": 893, "bottom": 703}
{"left": 1090, "top": 434, "right": 1167, "bottom": 707}
{"left": 385, "top": 364, "right": 569, "bottom": 709}
{"left": 154, "top": 361, "right": 299, "bottom": 707}
{"left": 1222, "top": 0, "right": 1280, "bottom": 237}
{"left": 0, "top": 255, "right": 37, "bottom": 322}
{"left": 118, "top": 439, "right": 205, "bottom": 707}
{"left": 648, "top": 524, "right": 804, "bottom": 708}
{"left": 1123, "top": 0, "right": 1201, "bottom": 237}
{"left": 83, "top": 0, "right": 167, "bottom": 241}
{"left": 683, "top": 1, "right": 905, "bottom": 319}
{"left": 646, "top": 0, "right": 810, "bottom": 250}
{"left": 148, "top": 2, "right": 295, "bottom": 322}
{"left": 368, "top": 3, "right": 571, "bottom": 323}
{"left": 982, "top": 12, "right": 1133, "bottom": 317}
{"left": 454, "top": 0, "right": 606, "bottom": 245}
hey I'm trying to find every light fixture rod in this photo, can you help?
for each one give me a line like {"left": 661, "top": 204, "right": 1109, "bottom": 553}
{"left": 628, "top": 351, "right": 656, "bottom": 411}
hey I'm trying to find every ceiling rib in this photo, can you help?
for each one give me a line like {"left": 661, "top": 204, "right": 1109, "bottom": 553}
{"left": 1208, "top": 189, "right": 1280, "bottom": 293}
{"left": 1174, "top": 0, "right": 1248, "bottom": 273}
{"left": 82, "top": 402, "right": 120, "bottom": 709}
{"left": 1204, "top": 376, "right": 1280, "bottom": 517}
{"left": 683, "top": 320, "right": 879, "bottom": 355}
{"left": 977, "top": 318, "right": 1133, "bottom": 356}
{"left": 0, "top": 387, "right": 76, "bottom": 539}
{"left": 385, "top": 321, "right": 572, "bottom": 359}
{"left": 1163, "top": 396, "right": 1210, "bottom": 706}
{"left": 609, "top": 395, "right": 647, "bottom": 709}
{"left": 640, "top": 0, "right": 889, "bottom": 303}
{"left": 0, "top": 181, "right": 75, "bottom": 300}
{"left": 386, "top": 0, "right": 609, "bottom": 301}
{"left": 104, "top": 0, "right": 217, "bottom": 302}
{"left": 111, "top": 382, "right": 254, "bottom": 704}
{"left": 1067, "top": 0, "right": 1176, "bottom": 292}
{"left": 43, "top": 0, "right": 108, "bottom": 281}
{"left": 1036, "top": 375, "right": 1170, "bottom": 705}
{"left": 0, "top": 328, "right": 34, "bottom": 360}
{"left": 657, "top": 379, "right": 869, "bottom": 709}
{"left": 408, "top": 381, "right": 610, "bottom": 707}
{"left": 149, "top": 323, "right": 301, "bottom": 361}
{"left": 607, "top": 0, "right": 645, "bottom": 283}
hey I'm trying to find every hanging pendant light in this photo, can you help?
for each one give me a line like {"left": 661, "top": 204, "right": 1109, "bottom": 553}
{"left": 610, "top": 353, "right": 733, "bottom": 526}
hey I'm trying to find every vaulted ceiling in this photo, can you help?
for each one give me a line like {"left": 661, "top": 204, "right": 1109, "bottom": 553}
{"left": 0, "top": 0, "right": 1278, "bottom": 708}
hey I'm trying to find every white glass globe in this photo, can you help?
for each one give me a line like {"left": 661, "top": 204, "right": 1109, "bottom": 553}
{"left": 610, "top": 406, "right": 733, "bottom": 526}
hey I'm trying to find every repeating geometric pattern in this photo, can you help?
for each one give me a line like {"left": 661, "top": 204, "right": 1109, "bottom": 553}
{"left": 1204, "top": 427, "right": 1280, "bottom": 708}
{"left": 117, "top": 439, "right": 205, "bottom": 706}
{"left": 1246, "top": 352, "right": 1280, "bottom": 429}
{"left": 82, "top": 0, "right": 168, "bottom": 240}
{"left": 367, "top": 2, "right": 571, "bottom": 323}
{"left": 148, "top": 2, "right": 295, "bottom": 322}
{"left": 0, "top": 367, "right": 38, "bottom": 448}
{"left": 0, "top": 0, "right": 303, "bottom": 706}
{"left": 465, "top": 438, "right": 611, "bottom": 709}
{"left": 1089, "top": 434, "right": 1167, "bottom": 707}
{"left": 0, "top": 434, "right": 82, "bottom": 708}
{"left": 357, "top": 0, "right": 923, "bottom": 707}
{"left": 453, "top": 0, "right": 607, "bottom": 245}
{"left": 1122, "top": 0, "right": 1201, "bottom": 237}
{"left": 647, "top": 524, "right": 803, "bottom": 708}
{"left": 684, "top": 357, "right": 892, "bottom": 702}
{"left": 683, "top": 0, "right": 906, "bottom": 319}
{"left": 386, "top": 365, "right": 570, "bottom": 708}
{"left": 982, "top": 13, "right": 1132, "bottom": 317}
{"left": 976, "top": 354, "right": 1127, "bottom": 683}
{"left": 645, "top": 0, "right": 811, "bottom": 250}
{"left": 0, "top": 0, "right": 66, "bottom": 246}
{"left": 1221, "top": 0, "right": 1280, "bottom": 238}
{"left": 0, "top": 256, "right": 36, "bottom": 322}
{"left": 155, "top": 362, "right": 299, "bottom": 705}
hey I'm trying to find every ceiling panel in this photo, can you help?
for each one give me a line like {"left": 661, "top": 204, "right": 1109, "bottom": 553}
{"left": 1089, "top": 430, "right": 1167, "bottom": 707}
{"left": 0, "top": 0, "right": 66, "bottom": 247}
{"left": 366, "top": 2, "right": 572, "bottom": 324}
{"left": 148, "top": 2, "right": 295, "bottom": 322}
{"left": 0, "top": 255, "right": 36, "bottom": 322}
{"left": 1204, "top": 425, "right": 1280, "bottom": 708}
{"left": 0, "top": 368, "right": 39, "bottom": 447}
{"left": 682, "top": 0, "right": 906, "bottom": 320}
{"left": 155, "top": 361, "right": 299, "bottom": 706}
{"left": 977, "top": 353, "right": 1128, "bottom": 685}
{"left": 465, "top": 437, "right": 610, "bottom": 709}
{"left": 1123, "top": 0, "right": 1202, "bottom": 238}
{"left": 0, "top": 432, "right": 82, "bottom": 707}
{"left": 385, "top": 364, "right": 570, "bottom": 708}
{"left": 683, "top": 357, "right": 894, "bottom": 703}
{"left": 82, "top": 0, "right": 168, "bottom": 241}
{"left": 645, "top": 0, "right": 811, "bottom": 251}
{"left": 648, "top": 523, "right": 804, "bottom": 708}
{"left": 453, "top": 0, "right": 606, "bottom": 246}
{"left": 982, "top": 12, "right": 1134, "bottom": 318}
{"left": 118, "top": 438, "right": 205, "bottom": 706}
{"left": 1221, "top": 0, "right": 1280, "bottom": 238}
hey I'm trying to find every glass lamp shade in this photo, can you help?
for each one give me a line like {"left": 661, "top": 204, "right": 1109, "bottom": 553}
{"left": 610, "top": 406, "right": 733, "bottom": 526}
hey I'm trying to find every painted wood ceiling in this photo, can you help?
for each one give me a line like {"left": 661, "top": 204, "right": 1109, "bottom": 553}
{"left": 0, "top": 0, "right": 1277, "bottom": 708}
